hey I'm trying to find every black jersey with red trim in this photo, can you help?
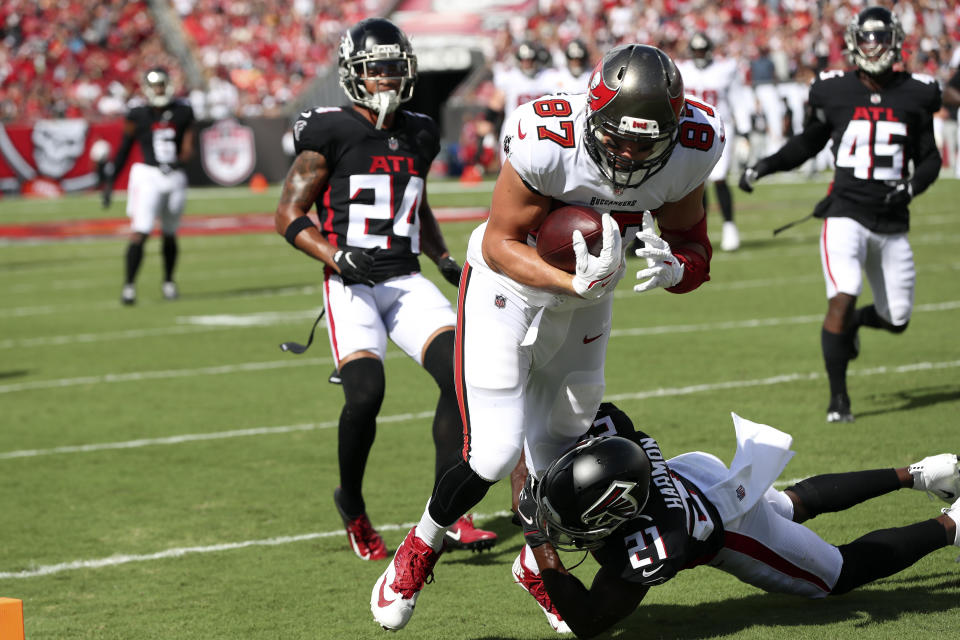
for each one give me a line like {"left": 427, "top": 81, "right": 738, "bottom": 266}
{"left": 292, "top": 106, "right": 441, "bottom": 283}
{"left": 806, "top": 70, "right": 941, "bottom": 233}
{"left": 126, "top": 99, "right": 195, "bottom": 169}
{"left": 583, "top": 404, "right": 724, "bottom": 587}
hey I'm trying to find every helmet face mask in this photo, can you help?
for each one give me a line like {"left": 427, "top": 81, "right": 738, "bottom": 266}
{"left": 584, "top": 44, "right": 685, "bottom": 192}
{"left": 534, "top": 437, "right": 652, "bottom": 551}
{"left": 844, "top": 7, "right": 903, "bottom": 76}
{"left": 143, "top": 68, "right": 174, "bottom": 108}
{"left": 339, "top": 18, "right": 417, "bottom": 126}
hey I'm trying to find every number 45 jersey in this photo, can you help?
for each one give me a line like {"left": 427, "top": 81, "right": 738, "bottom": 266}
{"left": 292, "top": 106, "right": 441, "bottom": 281}
{"left": 808, "top": 70, "right": 941, "bottom": 231}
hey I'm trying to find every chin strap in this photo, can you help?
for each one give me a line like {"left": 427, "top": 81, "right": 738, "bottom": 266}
{"left": 373, "top": 90, "right": 399, "bottom": 129}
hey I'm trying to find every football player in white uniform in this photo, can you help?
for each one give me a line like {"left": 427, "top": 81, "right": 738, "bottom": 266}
{"left": 488, "top": 40, "right": 556, "bottom": 165}
{"left": 542, "top": 39, "right": 593, "bottom": 95}
{"left": 677, "top": 33, "right": 743, "bottom": 251}
{"left": 372, "top": 44, "right": 723, "bottom": 631}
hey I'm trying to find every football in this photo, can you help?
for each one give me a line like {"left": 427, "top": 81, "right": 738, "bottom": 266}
{"left": 536, "top": 204, "right": 604, "bottom": 273}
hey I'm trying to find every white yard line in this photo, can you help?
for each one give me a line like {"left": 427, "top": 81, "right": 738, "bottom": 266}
{"left": 0, "top": 411, "right": 434, "bottom": 460}
{"left": 3, "top": 360, "right": 958, "bottom": 459}
{"left": 0, "top": 510, "right": 513, "bottom": 580}
{"left": 3, "top": 300, "right": 958, "bottom": 351}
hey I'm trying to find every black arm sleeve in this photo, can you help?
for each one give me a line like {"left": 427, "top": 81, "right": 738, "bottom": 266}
{"left": 909, "top": 116, "right": 941, "bottom": 197}
{"left": 761, "top": 118, "right": 832, "bottom": 174}
{"left": 108, "top": 134, "right": 135, "bottom": 182}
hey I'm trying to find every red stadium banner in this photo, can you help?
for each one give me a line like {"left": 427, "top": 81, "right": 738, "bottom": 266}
{"left": 0, "top": 119, "right": 136, "bottom": 196}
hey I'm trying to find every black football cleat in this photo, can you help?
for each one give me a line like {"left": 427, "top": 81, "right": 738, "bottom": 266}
{"left": 826, "top": 393, "right": 854, "bottom": 423}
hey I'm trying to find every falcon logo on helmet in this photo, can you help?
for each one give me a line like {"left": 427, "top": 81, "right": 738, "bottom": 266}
{"left": 580, "top": 480, "right": 642, "bottom": 527}
{"left": 535, "top": 436, "right": 652, "bottom": 551}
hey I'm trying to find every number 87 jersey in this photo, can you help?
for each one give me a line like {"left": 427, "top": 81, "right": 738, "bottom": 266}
{"left": 502, "top": 92, "right": 725, "bottom": 219}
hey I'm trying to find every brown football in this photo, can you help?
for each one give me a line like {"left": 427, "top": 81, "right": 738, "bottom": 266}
{"left": 535, "top": 204, "right": 604, "bottom": 273}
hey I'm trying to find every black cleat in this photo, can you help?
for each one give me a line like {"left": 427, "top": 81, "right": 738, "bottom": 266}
{"left": 826, "top": 393, "right": 854, "bottom": 423}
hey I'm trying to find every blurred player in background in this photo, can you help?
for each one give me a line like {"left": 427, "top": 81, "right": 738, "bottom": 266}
{"left": 371, "top": 43, "right": 721, "bottom": 631}
{"left": 542, "top": 39, "right": 593, "bottom": 94}
{"left": 677, "top": 32, "right": 742, "bottom": 251}
{"left": 739, "top": 6, "right": 942, "bottom": 423}
{"left": 512, "top": 403, "right": 960, "bottom": 637}
{"left": 102, "top": 67, "right": 195, "bottom": 305}
{"left": 274, "top": 18, "right": 496, "bottom": 562}
{"left": 486, "top": 40, "right": 555, "bottom": 164}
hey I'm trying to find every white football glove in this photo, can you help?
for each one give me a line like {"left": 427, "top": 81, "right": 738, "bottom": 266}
{"left": 633, "top": 211, "right": 684, "bottom": 293}
{"left": 571, "top": 213, "right": 623, "bottom": 299}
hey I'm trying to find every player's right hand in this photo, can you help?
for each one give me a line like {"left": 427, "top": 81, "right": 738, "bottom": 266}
{"left": 334, "top": 247, "right": 378, "bottom": 286}
{"left": 572, "top": 213, "right": 622, "bottom": 299}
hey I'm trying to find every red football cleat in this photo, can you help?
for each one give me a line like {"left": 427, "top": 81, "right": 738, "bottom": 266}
{"left": 371, "top": 527, "right": 443, "bottom": 630}
{"left": 443, "top": 514, "right": 498, "bottom": 552}
{"left": 334, "top": 488, "right": 388, "bottom": 561}
{"left": 513, "top": 546, "right": 571, "bottom": 633}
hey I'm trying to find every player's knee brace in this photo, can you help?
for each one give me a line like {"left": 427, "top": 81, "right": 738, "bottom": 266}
{"left": 422, "top": 330, "right": 456, "bottom": 396}
{"left": 339, "top": 358, "right": 386, "bottom": 423}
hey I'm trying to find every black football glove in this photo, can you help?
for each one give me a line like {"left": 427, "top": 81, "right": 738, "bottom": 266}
{"left": 437, "top": 256, "right": 462, "bottom": 287}
{"left": 101, "top": 181, "right": 113, "bottom": 209}
{"left": 883, "top": 181, "right": 913, "bottom": 208}
{"left": 516, "top": 474, "right": 549, "bottom": 549}
{"left": 334, "top": 247, "right": 379, "bottom": 286}
{"left": 738, "top": 157, "right": 774, "bottom": 194}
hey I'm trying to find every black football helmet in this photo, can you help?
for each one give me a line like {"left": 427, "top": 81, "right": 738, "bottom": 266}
{"left": 516, "top": 40, "right": 548, "bottom": 78}
{"left": 844, "top": 6, "right": 904, "bottom": 76}
{"left": 584, "top": 44, "right": 685, "bottom": 191}
{"left": 565, "top": 39, "right": 590, "bottom": 76}
{"left": 689, "top": 32, "right": 713, "bottom": 70}
{"left": 338, "top": 18, "right": 417, "bottom": 127}
{"left": 535, "top": 436, "right": 651, "bottom": 551}
{"left": 142, "top": 67, "right": 174, "bottom": 108}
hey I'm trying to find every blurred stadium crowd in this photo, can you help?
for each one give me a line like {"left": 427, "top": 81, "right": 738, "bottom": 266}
{"left": 1, "top": 0, "right": 958, "bottom": 171}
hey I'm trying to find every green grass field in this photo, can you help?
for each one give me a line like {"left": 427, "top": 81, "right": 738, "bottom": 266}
{"left": 1, "top": 175, "right": 959, "bottom": 639}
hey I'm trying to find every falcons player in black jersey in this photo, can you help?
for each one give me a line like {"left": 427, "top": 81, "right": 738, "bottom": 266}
{"left": 512, "top": 402, "right": 960, "bottom": 637}
{"left": 102, "top": 67, "right": 196, "bottom": 305}
{"left": 738, "top": 6, "right": 942, "bottom": 424}
{"left": 273, "top": 17, "right": 496, "bottom": 562}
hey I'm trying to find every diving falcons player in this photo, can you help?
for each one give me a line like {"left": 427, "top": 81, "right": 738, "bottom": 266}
{"left": 512, "top": 404, "right": 960, "bottom": 637}
{"left": 274, "top": 17, "right": 497, "bottom": 562}
{"left": 739, "top": 6, "right": 942, "bottom": 423}
{"left": 372, "top": 43, "right": 723, "bottom": 631}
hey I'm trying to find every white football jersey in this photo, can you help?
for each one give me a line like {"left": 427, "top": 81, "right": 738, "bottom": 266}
{"left": 493, "top": 65, "right": 556, "bottom": 160}
{"left": 540, "top": 66, "right": 592, "bottom": 95}
{"left": 468, "top": 92, "right": 725, "bottom": 306}
{"left": 675, "top": 57, "right": 740, "bottom": 130}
